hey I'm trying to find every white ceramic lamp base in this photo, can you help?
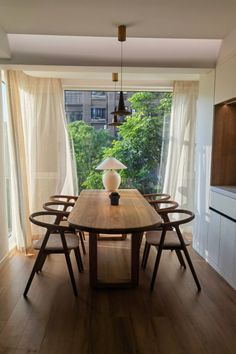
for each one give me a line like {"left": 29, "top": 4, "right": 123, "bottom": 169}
{"left": 102, "top": 170, "right": 121, "bottom": 191}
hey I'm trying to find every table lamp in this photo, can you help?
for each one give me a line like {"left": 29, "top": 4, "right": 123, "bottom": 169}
{"left": 96, "top": 157, "right": 127, "bottom": 191}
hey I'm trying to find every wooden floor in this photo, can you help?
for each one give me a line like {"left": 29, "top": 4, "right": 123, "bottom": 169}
{"left": 0, "top": 236, "right": 236, "bottom": 354}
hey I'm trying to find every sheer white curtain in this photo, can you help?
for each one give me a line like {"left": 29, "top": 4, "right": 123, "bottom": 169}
{"left": 163, "top": 81, "right": 199, "bottom": 210}
{"left": 0, "top": 74, "right": 9, "bottom": 262}
{"left": 6, "top": 70, "right": 77, "bottom": 250}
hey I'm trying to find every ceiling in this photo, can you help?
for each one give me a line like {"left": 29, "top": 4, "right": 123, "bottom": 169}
{"left": 0, "top": 0, "right": 235, "bottom": 88}
{"left": 5, "top": 34, "right": 221, "bottom": 68}
{"left": 0, "top": 0, "right": 236, "bottom": 39}
{"left": 23, "top": 67, "right": 209, "bottom": 91}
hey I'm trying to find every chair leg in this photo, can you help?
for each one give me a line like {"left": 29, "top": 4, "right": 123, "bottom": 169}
{"left": 176, "top": 227, "right": 201, "bottom": 291}
{"left": 175, "top": 249, "right": 186, "bottom": 268}
{"left": 36, "top": 253, "right": 47, "bottom": 273}
{"left": 74, "top": 247, "right": 84, "bottom": 273}
{"left": 64, "top": 252, "right": 78, "bottom": 296}
{"left": 150, "top": 229, "right": 167, "bottom": 292}
{"left": 141, "top": 242, "right": 147, "bottom": 268}
{"left": 24, "top": 230, "right": 51, "bottom": 297}
{"left": 60, "top": 232, "right": 78, "bottom": 296}
{"left": 141, "top": 242, "right": 151, "bottom": 269}
{"left": 79, "top": 231, "right": 86, "bottom": 255}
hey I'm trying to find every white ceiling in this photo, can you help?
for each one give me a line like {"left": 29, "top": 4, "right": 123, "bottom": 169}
{"left": 24, "top": 67, "right": 210, "bottom": 91}
{"left": 6, "top": 34, "right": 221, "bottom": 68}
{"left": 0, "top": 0, "right": 236, "bottom": 39}
{"left": 0, "top": 0, "right": 235, "bottom": 87}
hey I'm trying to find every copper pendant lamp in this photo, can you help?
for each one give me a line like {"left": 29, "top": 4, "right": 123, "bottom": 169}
{"left": 111, "top": 25, "right": 131, "bottom": 117}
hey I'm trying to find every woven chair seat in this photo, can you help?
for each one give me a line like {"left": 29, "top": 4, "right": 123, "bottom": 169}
{"left": 33, "top": 233, "right": 80, "bottom": 251}
{"left": 145, "top": 230, "right": 190, "bottom": 248}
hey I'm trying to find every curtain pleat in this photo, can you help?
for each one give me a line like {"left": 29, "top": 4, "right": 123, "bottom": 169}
{"left": 163, "top": 81, "right": 199, "bottom": 211}
{"left": 6, "top": 70, "right": 77, "bottom": 250}
{"left": 0, "top": 74, "right": 9, "bottom": 261}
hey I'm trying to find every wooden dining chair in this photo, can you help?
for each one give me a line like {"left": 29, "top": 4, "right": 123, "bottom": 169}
{"left": 142, "top": 209, "right": 201, "bottom": 292}
{"left": 143, "top": 192, "right": 171, "bottom": 202}
{"left": 50, "top": 194, "right": 78, "bottom": 204}
{"left": 148, "top": 199, "right": 178, "bottom": 213}
{"left": 142, "top": 200, "right": 179, "bottom": 267}
{"left": 24, "top": 210, "right": 83, "bottom": 297}
{"left": 49, "top": 195, "right": 85, "bottom": 243}
{"left": 43, "top": 201, "right": 86, "bottom": 255}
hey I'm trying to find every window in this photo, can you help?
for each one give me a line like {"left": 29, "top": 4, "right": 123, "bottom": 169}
{"left": 66, "top": 111, "right": 83, "bottom": 122}
{"left": 64, "top": 90, "right": 172, "bottom": 194}
{"left": 65, "top": 90, "right": 83, "bottom": 105}
{"left": 64, "top": 91, "right": 84, "bottom": 123}
{"left": 91, "top": 108, "right": 106, "bottom": 121}
{"left": 91, "top": 91, "right": 106, "bottom": 99}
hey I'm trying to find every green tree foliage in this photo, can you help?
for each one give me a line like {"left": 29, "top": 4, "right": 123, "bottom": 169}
{"left": 82, "top": 92, "right": 172, "bottom": 193}
{"left": 67, "top": 121, "right": 112, "bottom": 192}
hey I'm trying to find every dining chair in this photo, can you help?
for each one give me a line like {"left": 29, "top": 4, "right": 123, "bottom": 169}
{"left": 43, "top": 201, "right": 86, "bottom": 255}
{"left": 50, "top": 194, "right": 78, "bottom": 204}
{"left": 143, "top": 192, "right": 171, "bottom": 202}
{"left": 24, "top": 210, "right": 83, "bottom": 297}
{"left": 142, "top": 208, "right": 201, "bottom": 292}
{"left": 142, "top": 200, "right": 179, "bottom": 267}
{"left": 49, "top": 195, "right": 85, "bottom": 240}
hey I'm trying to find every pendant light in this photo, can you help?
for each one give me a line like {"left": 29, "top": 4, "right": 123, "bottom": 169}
{"left": 109, "top": 72, "right": 122, "bottom": 126}
{"left": 111, "top": 25, "right": 131, "bottom": 117}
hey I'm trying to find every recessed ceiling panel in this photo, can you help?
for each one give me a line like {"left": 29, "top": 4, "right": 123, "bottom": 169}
{"left": 5, "top": 34, "right": 221, "bottom": 68}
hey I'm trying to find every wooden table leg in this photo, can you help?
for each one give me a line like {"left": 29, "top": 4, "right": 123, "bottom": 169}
{"left": 89, "top": 231, "right": 143, "bottom": 289}
{"left": 131, "top": 232, "right": 143, "bottom": 287}
{"left": 89, "top": 232, "right": 98, "bottom": 288}
{"left": 97, "top": 234, "right": 127, "bottom": 241}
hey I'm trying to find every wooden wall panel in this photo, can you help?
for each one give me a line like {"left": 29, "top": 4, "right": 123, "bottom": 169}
{"left": 211, "top": 102, "right": 236, "bottom": 186}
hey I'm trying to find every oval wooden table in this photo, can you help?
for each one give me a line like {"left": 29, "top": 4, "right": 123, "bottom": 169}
{"left": 68, "top": 189, "right": 162, "bottom": 289}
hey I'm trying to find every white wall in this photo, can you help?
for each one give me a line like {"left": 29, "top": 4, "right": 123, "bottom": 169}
{"left": 193, "top": 70, "right": 215, "bottom": 257}
{"left": 0, "top": 72, "right": 9, "bottom": 264}
{"left": 217, "top": 27, "right": 236, "bottom": 64}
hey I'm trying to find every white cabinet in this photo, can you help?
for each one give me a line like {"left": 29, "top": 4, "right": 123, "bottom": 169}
{"left": 207, "top": 191, "right": 236, "bottom": 289}
{"left": 219, "top": 217, "right": 236, "bottom": 281}
{"left": 215, "top": 56, "right": 236, "bottom": 104}
{"left": 207, "top": 209, "right": 221, "bottom": 266}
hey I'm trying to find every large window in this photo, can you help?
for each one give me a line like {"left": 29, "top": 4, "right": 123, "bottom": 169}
{"left": 65, "top": 90, "right": 172, "bottom": 194}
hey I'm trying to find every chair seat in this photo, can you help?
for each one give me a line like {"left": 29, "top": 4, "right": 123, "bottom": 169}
{"left": 145, "top": 230, "right": 190, "bottom": 248}
{"left": 60, "top": 220, "right": 70, "bottom": 227}
{"left": 33, "top": 233, "right": 80, "bottom": 251}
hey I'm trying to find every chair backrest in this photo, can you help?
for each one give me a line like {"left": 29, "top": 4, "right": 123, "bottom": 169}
{"left": 29, "top": 211, "right": 74, "bottom": 232}
{"left": 148, "top": 200, "right": 179, "bottom": 225}
{"left": 143, "top": 193, "right": 171, "bottom": 202}
{"left": 50, "top": 194, "right": 78, "bottom": 203}
{"left": 158, "top": 209, "right": 195, "bottom": 230}
{"left": 43, "top": 201, "right": 74, "bottom": 213}
{"left": 43, "top": 201, "right": 75, "bottom": 226}
{"left": 149, "top": 200, "right": 179, "bottom": 212}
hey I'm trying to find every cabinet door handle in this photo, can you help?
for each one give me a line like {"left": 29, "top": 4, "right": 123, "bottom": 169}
{"left": 209, "top": 207, "right": 236, "bottom": 223}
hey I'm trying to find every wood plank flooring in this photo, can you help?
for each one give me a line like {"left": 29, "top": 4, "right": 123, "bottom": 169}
{"left": 0, "top": 236, "right": 236, "bottom": 354}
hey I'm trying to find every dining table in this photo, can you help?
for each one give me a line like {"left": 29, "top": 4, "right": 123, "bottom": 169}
{"left": 68, "top": 189, "right": 162, "bottom": 289}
